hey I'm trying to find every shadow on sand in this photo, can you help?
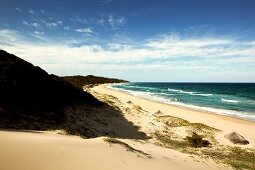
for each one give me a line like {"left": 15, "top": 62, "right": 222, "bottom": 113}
{"left": 64, "top": 102, "right": 149, "bottom": 140}
{"left": 0, "top": 102, "right": 149, "bottom": 140}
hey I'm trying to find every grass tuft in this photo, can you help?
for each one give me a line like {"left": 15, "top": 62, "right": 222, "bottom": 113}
{"left": 104, "top": 137, "right": 152, "bottom": 158}
{"left": 156, "top": 115, "right": 190, "bottom": 127}
{"left": 154, "top": 132, "right": 190, "bottom": 149}
{"left": 186, "top": 132, "right": 211, "bottom": 147}
{"left": 155, "top": 131, "right": 255, "bottom": 170}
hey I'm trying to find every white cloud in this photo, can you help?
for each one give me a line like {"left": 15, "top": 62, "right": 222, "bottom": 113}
{"left": 70, "top": 16, "right": 125, "bottom": 31}
{"left": 74, "top": 27, "right": 93, "bottom": 33}
{"left": 98, "top": 18, "right": 105, "bottom": 25}
{"left": 22, "top": 21, "right": 29, "bottom": 25}
{"left": 0, "top": 29, "right": 254, "bottom": 81}
{"left": 57, "top": 21, "right": 63, "bottom": 25}
{"left": 108, "top": 15, "right": 114, "bottom": 28}
{"left": 15, "top": 8, "right": 22, "bottom": 12}
{"left": 46, "top": 22, "right": 57, "bottom": 27}
{"left": 64, "top": 26, "right": 70, "bottom": 30}
{"left": 40, "top": 19, "right": 62, "bottom": 28}
{"left": 146, "top": 36, "right": 234, "bottom": 49}
{"left": 70, "top": 17, "right": 87, "bottom": 23}
{"left": 34, "top": 31, "right": 44, "bottom": 35}
{"left": 32, "top": 23, "right": 40, "bottom": 27}
{"left": 22, "top": 21, "right": 40, "bottom": 28}
{"left": 116, "top": 17, "right": 125, "bottom": 24}
{"left": 0, "top": 29, "right": 23, "bottom": 43}
{"left": 108, "top": 15, "right": 125, "bottom": 30}
{"left": 107, "top": 43, "right": 131, "bottom": 51}
{"left": 28, "top": 9, "right": 34, "bottom": 14}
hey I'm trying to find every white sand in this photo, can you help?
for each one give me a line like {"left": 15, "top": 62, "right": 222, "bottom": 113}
{"left": 0, "top": 130, "right": 230, "bottom": 170}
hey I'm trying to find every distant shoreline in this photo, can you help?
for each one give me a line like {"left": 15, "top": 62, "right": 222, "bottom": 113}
{"left": 93, "top": 84, "right": 255, "bottom": 147}
{"left": 107, "top": 83, "right": 255, "bottom": 123}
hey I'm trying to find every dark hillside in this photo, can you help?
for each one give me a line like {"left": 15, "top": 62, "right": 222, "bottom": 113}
{"left": 63, "top": 75, "right": 128, "bottom": 89}
{"left": 0, "top": 50, "right": 102, "bottom": 129}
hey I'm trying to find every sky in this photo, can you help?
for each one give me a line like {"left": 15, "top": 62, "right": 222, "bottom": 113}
{"left": 0, "top": 0, "right": 255, "bottom": 82}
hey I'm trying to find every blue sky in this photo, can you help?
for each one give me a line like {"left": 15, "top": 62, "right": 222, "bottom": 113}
{"left": 0, "top": 0, "right": 255, "bottom": 82}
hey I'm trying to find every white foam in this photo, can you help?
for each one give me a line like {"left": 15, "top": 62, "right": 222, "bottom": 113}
{"left": 168, "top": 88, "right": 182, "bottom": 92}
{"left": 171, "top": 89, "right": 194, "bottom": 94}
{"left": 221, "top": 98, "right": 240, "bottom": 103}
{"left": 168, "top": 88, "right": 212, "bottom": 97}
{"left": 181, "top": 91, "right": 194, "bottom": 94}
{"left": 192, "top": 93, "right": 213, "bottom": 96}
{"left": 160, "top": 92, "right": 175, "bottom": 95}
{"left": 109, "top": 85, "right": 255, "bottom": 121}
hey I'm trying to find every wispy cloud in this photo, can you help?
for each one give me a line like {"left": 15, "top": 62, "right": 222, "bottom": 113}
{"left": 64, "top": 26, "right": 70, "bottom": 31}
{"left": 98, "top": 18, "right": 105, "bottom": 25}
{"left": 70, "top": 17, "right": 87, "bottom": 23}
{"left": 108, "top": 15, "right": 125, "bottom": 30}
{"left": 57, "top": 21, "right": 63, "bottom": 25}
{"left": 46, "top": 22, "right": 57, "bottom": 27}
{"left": 15, "top": 7, "right": 22, "bottom": 12}
{"left": 24, "top": 9, "right": 63, "bottom": 29}
{"left": 74, "top": 27, "right": 93, "bottom": 33}
{"left": 108, "top": 15, "right": 114, "bottom": 28}
{"left": 34, "top": 31, "right": 44, "bottom": 35}
{"left": 41, "top": 19, "right": 62, "bottom": 28}
{"left": 143, "top": 34, "right": 255, "bottom": 62}
{"left": 40, "top": 10, "right": 45, "bottom": 14}
{"left": 70, "top": 15, "right": 125, "bottom": 31}
{"left": 28, "top": 9, "right": 34, "bottom": 14}
{"left": 23, "top": 21, "right": 40, "bottom": 28}
{"left": 116, "top": 17, "right": 125, "bottom": 24}
{"left": 0, "top": 29, "right": 254, "bottom": 81}
{"left": 0, "top": 29, "right": 23, "bottom": 43}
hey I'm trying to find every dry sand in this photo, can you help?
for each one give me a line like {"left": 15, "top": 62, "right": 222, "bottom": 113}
{"left": 1, "top": 84, "right": 255, "bottom": 170}
{"left": 0, "top": 130, "right": 229, "bottom": 170}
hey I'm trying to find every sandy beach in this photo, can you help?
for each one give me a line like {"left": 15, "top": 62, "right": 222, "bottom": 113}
{"left": 93, "top": 84, "right": 255, "bottom": 148}
{"left": 1, "top": 84, "right": 255, "bottom": 170}
{"left": 1, "top": 0, "right": 255, "bottom": 169}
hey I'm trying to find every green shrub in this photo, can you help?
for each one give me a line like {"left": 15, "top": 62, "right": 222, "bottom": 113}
{"left": 186, "top": 132, "right": 211, "bottom": 147}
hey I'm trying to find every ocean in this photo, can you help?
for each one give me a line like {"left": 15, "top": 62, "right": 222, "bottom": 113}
{"left": 110, "top": 83, "right": 255, "bottom": 121}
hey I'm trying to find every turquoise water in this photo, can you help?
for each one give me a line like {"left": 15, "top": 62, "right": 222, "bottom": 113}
{"left": 110, "top": 83, "right": 255, "bottom": 121}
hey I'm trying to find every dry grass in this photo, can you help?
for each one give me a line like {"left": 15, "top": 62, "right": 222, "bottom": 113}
{"left": 154, "top": 114, "right": 255, "bottom": 169}
{"left": 156, "top": 115, "right": 190, "bottom": 127}
{"left": 156, "top": 115, "right": 220, "bottom": 131}
{"left": 104, "top": 137, "right": 152, "bottom": 158}
{"left": 156, "top": 115, "right": 220, "bottom": 144}
{"left": 154, "top": 129, "right": 255, "bottom": 170}
{"left": 203, "top": 146, "right": 255, "bottom": 170}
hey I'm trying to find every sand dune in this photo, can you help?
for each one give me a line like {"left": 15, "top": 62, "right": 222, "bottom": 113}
{"left": 0, "top": 130, "right": 230, "bottom": 170}
{"left": 1, "top": 84, "right": 255, "bottom": 170}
